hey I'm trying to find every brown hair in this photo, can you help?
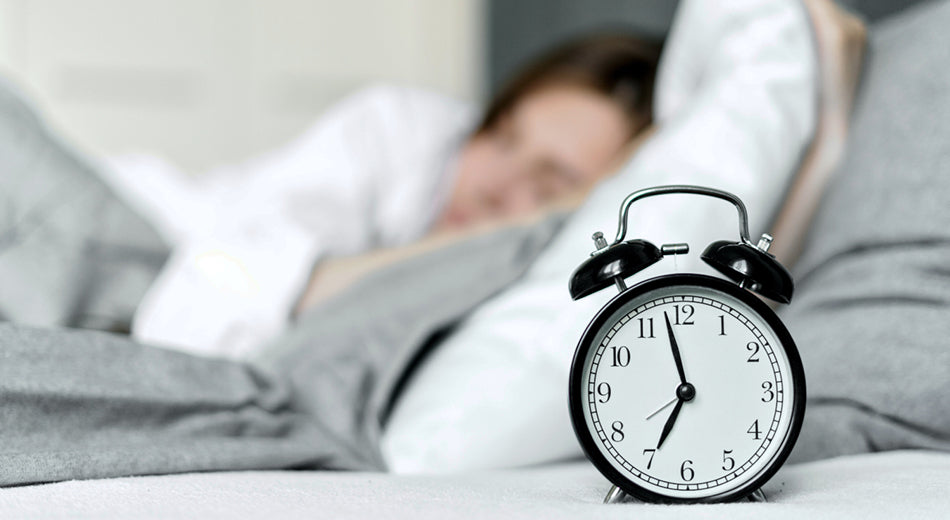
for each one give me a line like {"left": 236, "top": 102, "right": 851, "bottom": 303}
{"left": 477, "top": 33, "right": 662, "bottom": 138}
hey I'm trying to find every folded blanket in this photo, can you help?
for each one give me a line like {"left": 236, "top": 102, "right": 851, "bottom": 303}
{"left": 0, "top": 77, "right": 167, "bottom": 332}
{"left": 0, "top": 215, "right": 564, "bottom": 486}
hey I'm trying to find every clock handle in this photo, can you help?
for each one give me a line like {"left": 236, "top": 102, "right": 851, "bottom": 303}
{"left": 608, "top": 184, "right": 793, "bottom": 304}
{"left": 612, "top": 184, "right": 756, "bottom": 246}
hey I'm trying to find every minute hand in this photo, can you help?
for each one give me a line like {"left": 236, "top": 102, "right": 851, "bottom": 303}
{"left": 664, "top": 312, "right": 687, "bottom": 384}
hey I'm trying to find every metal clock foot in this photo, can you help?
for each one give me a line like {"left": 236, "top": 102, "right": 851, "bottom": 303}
{"left": 603, "top": 484, "right": 766, "bottom": 504}
{"left": 603, "top": 485, "right": 627, "bottom": 504}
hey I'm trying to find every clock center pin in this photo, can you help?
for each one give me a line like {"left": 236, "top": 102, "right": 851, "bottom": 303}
{"left": 676, "top": 383, "right": 696, "bottom": 402}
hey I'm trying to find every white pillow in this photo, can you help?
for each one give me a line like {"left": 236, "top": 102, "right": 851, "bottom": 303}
{"left": 381, "top": 0, "right": 817, "bottom": 473}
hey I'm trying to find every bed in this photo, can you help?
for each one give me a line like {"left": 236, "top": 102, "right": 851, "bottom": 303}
{"left": 0, "top": 0, "right": 948, "bottom": 517}
{"left": 1, "top": 451, "right": 946, "bottom": 519}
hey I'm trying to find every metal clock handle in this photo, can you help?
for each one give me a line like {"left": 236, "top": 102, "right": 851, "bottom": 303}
{"left": 611, "top": 185, "right": 754, "bottom": 246}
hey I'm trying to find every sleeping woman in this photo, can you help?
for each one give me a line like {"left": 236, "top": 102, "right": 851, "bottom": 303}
{"left": 99, "top": 34, "right": 661, "bottom": 360}
{"left": 0, "top": 0, "right": 867, "bottom": 485}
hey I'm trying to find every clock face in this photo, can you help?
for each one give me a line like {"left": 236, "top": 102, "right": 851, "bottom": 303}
{"left": 569, "top": 274, "right": 804, "bottom": 502}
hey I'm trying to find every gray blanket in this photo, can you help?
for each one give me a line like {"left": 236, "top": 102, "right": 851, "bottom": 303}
{"left": 0, "top": 79, "right": 167, "bottom": 332}
{"left": 781, "top": 0, "right": 950, "bottom": 462}
{"left": 0, "top": 217, "right": 563, "bottom": 486}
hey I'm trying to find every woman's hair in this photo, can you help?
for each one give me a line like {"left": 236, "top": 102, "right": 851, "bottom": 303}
{"left": 477, "top": 33, "right": 662, "bottom": 137}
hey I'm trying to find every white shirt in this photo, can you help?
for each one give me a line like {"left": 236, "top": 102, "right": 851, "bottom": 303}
{"left": 100, "top": 85, "right": 475, "bottom": 359}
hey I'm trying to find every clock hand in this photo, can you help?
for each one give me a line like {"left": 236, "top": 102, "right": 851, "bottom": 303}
{"left": 645, "top": 396, "right": 678, "bottom": 420}
{"left": 664, "top": 312, "right": 688, "bottom": 385}
{"left": 656, "top": 397, "right": 684, "bottom": 449}
{"left": 655, "top": 382, "right": 697, "bottom": 449}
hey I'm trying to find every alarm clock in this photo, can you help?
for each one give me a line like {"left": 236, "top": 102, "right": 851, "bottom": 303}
{"left": 567, "top": 185, "right": 805, "bottom": 504}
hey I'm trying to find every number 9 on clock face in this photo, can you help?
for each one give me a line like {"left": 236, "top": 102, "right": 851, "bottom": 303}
{"left": 568, "top": 274, "right": 805, "bottom": 503}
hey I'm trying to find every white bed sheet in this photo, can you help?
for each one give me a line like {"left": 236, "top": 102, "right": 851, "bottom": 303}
{"left": 0, "top": 450, "right": 945, "bottom": 519}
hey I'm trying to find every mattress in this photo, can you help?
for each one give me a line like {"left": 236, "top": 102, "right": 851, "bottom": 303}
{"left": 1, "top": 450, "right": 945, "bottom": 519}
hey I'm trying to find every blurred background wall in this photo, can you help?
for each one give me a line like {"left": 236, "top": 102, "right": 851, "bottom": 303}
{"left": 0, "top": 0, "right": 922, "bottom": 174}
{"left": 0, "top": 0, "right": 484, "bottom": 172}
{"left": 488, "top": 0, "right": 676, "bottom": 93}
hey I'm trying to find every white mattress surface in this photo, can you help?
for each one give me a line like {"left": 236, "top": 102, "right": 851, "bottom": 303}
{"left": 0, "top": 450, "right": 946, "bottom": 519}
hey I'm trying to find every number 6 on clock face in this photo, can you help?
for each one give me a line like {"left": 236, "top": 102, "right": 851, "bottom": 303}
{"left": 569, "top": 274, "right": 805, "bottom": 503}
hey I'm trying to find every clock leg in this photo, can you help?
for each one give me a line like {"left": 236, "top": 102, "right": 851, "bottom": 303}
{"left": 603, "top": 485, "right": 768, "bottom": 504}
{"left": 603, "top": 485, "right": 628, "bottom": 504}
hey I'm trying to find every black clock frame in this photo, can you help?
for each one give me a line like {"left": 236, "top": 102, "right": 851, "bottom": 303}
{"left": 568, "top": 273, "right": 806, "bottom": 504}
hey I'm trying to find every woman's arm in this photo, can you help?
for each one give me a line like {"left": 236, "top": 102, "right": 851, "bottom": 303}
{"left": 295, "top": 226, "right": 493, "bottom": 314}
{"left": 769, "top": 0, "right": 867, "bottom": 264}
{"left": 294, "top": 190, "right": 590, "bottom": 314}
{"left": 132, "top": 86, "right": 472, "bottom": 360}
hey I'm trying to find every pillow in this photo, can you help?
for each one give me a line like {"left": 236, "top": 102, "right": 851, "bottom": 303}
{"left": 782, "top": 0, "right": 950, "bottom": 462}
{"left": 381, "top": 0, "right": 818, "bottom": 473}
{"left": 0, "top": 77, "right": 167, "bottom": 331}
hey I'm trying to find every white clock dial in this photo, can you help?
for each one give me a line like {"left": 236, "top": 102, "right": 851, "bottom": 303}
{"left": 576, "top": 281, "right": 798, "bottom": 501}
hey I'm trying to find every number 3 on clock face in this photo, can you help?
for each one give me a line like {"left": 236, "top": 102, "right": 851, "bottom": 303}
{"left": 569, "top": 274, "right": 805, "bottom": 503}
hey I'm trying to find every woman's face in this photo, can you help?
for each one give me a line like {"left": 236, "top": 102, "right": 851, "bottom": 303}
{"left": 437, "top": 84, "right": 633, "bottom": 230}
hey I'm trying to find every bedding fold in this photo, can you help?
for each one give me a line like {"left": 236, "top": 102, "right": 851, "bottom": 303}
{"left": 0, "top": 215, "right": 564, "bottom": 486}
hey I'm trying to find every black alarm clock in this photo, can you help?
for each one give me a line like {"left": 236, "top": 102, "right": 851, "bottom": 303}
{"left": 568, "top": 185, "right": 805, "bottom": 504}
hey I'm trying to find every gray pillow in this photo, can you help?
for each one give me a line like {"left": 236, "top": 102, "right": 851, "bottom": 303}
{"left": 0, "top": 78, "right": 167, "bottom": 332}
{"left": 782, "top": 0, "right": 950, "bottom": 462}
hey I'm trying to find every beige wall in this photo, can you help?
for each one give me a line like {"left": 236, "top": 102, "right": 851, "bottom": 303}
{"left": 0, "top": 0, "right": 484, "bottom": 172}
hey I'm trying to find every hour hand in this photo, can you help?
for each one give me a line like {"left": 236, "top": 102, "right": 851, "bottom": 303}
{"left": 655, "top": 382, "right": 696, "bottom": 448}
{"left": 664, "top": 312, "right": 687, "bottom": 385}
{"left": 656, "top": 397, "right": 684, "bottom": 449}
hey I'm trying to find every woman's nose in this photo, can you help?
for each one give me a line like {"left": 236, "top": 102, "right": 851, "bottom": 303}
{"left": 482, "top": 171, "right": 539, "bottom": 216}
{"left": 504, "top": 181, "right": 541, "bottom": 213}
